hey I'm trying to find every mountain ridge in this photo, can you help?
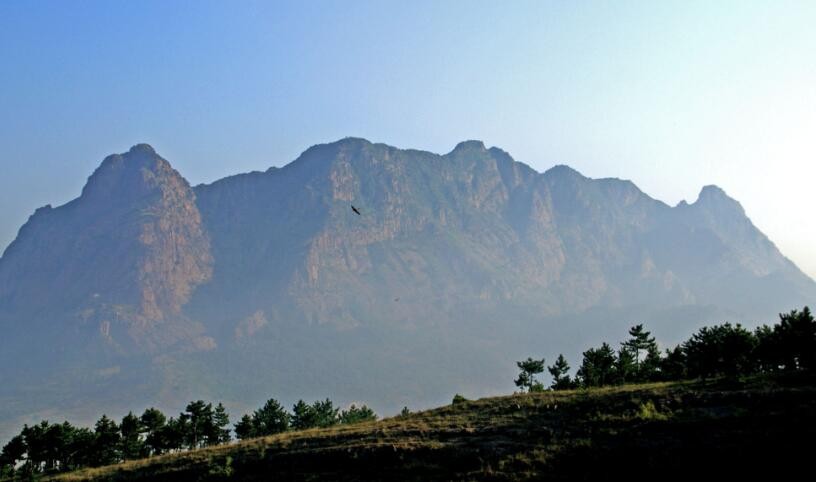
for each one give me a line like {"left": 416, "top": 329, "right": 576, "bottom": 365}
{"left": 0, "top": 138, "right": 813, "bottom": 442}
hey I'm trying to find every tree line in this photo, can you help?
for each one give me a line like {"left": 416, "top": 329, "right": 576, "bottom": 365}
{"left": 0, "top": 396, "right": 376, "bottom": 478}
{"left": 2, "top": 305, "right": 813, "bottom": 476}
{"left": 515, "top": 306, "right": 815, "bottom": 391}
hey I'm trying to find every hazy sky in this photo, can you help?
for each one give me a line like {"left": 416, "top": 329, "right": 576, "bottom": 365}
{"left": 1, "top": 0, "right": 814, "bottom": 277}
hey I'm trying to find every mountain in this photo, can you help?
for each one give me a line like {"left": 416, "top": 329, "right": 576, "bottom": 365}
{"left": 1, "top": 138, "right": 814, "bottom": 439}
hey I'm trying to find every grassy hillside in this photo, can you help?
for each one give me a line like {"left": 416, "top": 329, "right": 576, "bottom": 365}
{"left": 40, "top": 374, "right": 816, "bottom": 481}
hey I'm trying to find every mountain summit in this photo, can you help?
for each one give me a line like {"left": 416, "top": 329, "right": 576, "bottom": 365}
{"left": 1, "top": 139, "right": 813, "bottom": 438}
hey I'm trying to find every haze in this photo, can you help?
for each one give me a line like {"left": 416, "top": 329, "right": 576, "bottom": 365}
{"left": 1, "top": 0, "right": 813, "bottom": 277}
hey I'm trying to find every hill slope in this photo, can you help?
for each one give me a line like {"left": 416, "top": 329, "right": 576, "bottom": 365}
{"left": 50, "top": 375, "right": 816, "bottom": 481}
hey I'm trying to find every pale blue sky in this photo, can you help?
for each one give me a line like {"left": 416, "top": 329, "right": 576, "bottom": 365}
{"left": 1, "top": 0, "right": 814, "bottom": 277}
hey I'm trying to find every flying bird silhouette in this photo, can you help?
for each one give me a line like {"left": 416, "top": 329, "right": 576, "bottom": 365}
{"left": 351, "top": 205, "right": 361, "bottom": 216}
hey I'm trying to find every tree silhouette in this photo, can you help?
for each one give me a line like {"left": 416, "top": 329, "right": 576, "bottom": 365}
{"left": 139, "top": 408, "right": 167, "bottom": 456}
{"left": 235, "top": 414, "right": 256, "bottom": 440}
{"left": 92, "top": 415, "right": 121, "bottom": 467}
{"left": 615, "top": 347, "right": 637, "bottom": 384}
{"left": 209, "top": 403, "right": 231, "bottom": 445}
{"left": 515, "top": 357, "right": 546, "bottom": 392}
{"left": 250, "top": 399, "right": 290, "bottom": 436}
{"left": 774, "top": 307, "right": 816, "bottom": 371}
{"left": 622, "top": 324, "right": 658, "bottom": 380}
{"left": 181, "top": 401, "right": 213, "bottom": 449}
{"left": 339, "top": 405, "right": 377, "bottom": 424}
{"left": 577, "top": 343, "right": 616, "bottom": 387}
{"left": 548, "top": 354, "right": 574, "bottom": 390}
{"left": 684, "top": 323, "right": 757, "bottom": 378}
{"left": 120, "top": 412, "right": 143, "bottom": 460}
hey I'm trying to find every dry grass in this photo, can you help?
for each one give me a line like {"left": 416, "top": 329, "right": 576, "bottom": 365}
{"left": 40, "top": 374, "right": 816, "bottom": 481}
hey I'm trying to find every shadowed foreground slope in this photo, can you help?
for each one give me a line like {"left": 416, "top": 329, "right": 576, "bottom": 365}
{"left": 50, "top": 375, "right": 816, "bottom": 481}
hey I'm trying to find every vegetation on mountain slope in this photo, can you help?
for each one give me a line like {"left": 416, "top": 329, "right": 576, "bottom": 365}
{"left": 17, "top": 375, "right": 815, "bottom": 481}
{"left": 3, "top": 305, "right": 813, "bottom": 480}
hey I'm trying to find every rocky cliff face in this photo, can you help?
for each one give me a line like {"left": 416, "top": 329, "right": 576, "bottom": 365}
{"left": 1, "top": 138, "right": 814, "bottom": 439}
{"left": 0, "top": 144, "right": 212, "bottom": 355}
{"left": 189, "top": 138, "right": 814, "bottom": 337}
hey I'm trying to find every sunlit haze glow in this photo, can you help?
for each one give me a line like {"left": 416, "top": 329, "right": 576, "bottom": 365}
{"left": 1, "top": 0, "right": 814, "bottom": 277}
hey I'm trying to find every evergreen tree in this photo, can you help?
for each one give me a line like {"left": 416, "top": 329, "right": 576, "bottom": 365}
{"left": 774, "top": 307, "right": 816, "bottom": 371}
{"left": 160, "top": 417, "right": 187, "bottom": 453}
{"left": 614, "top": 347, "right": 637, "bottom": 384}
{"left": 181, "top": 400, "right": 213, "bottom": 449}
{"left": 119, "top": 412, "right": 143, "bottom": 460}
{"left": 641, "top": 343, "right": 663, "bottom": 381}
{"left": 684, "top": 323, "right": 757, "bottom": 378}
{"left": 622, "top": 324, "right": 658, "bottom": 380}
{"left": 312, "top": 399, "right": 340, "bottom": 428}
{"left": 22, "top": 422, "right": 48, "bottom": 473}
{"left": 92, "top": 415, "right": 121, "bottom": 467}
{"left": 291, "top": 399, "right": 339, "bottom": 429}
{"left": 210, "top": 403, "right": 232, "bottom": 445}
{"left": 577, "top": 343, "right": 616, "bottom": 387}
{"left": 660, "top": 345, "right": 687, "bottom": 380}
{"left": 139, "top": 408, "right": 167, "bottom": 456}
{"left": 252, "top": 399, "right": 289, "bottom": 436}
{"left": 53, "top": 421, "right": 85, "bottom": 472}
{"left": 339, "top": 405, "right": 377, "bottom": 424}
{"left": 42, "top": 421, "right": 70, "bottom": 472}
{"left": 399, "top": 406, "right": 412, "bottom": 417}
{"left": 234, "top": 414, "right": 256, "bottom": 440}
{"left": 548, "top": 354, "right": 574, "bottom": 390}
{"left": 291, "top": 400, "right": 317, "bottom": 430}
{"left": 67, "top": 427, "right": 95, "bottom": 470}
{"left": 754, "top": 324, "right": 780, "bottom": 373}
{"left": 514, "top": 357, "right": 546, "bottom": 393}
{"left": 1, "top": 433, "right": 26, "bottom": 477}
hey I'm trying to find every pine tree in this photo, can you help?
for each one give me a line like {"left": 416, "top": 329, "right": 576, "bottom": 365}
{"left": 312, "top": 399, "right": 339, "bottom": 428}
{"left": 209, "top": 403, "right": 231, "bottom": 445}
{"left": 252, "top": 399, "right": 290, "bottom": 436}
{"left": 622, "top": 324, "right": 657, "bottom": 380}
{"left": 548, "top": 354, "right": 574, "bottom": 390}
{"left": 139, "top": 408, "right": 167, "bottom": 456}
{"left": 67, "top": 427, "right": 95, "bottom": 470}
{"left": 1, "top": 433, "right": 26, "bottom": 477}
{"left": 234, "top": 414, "right": 256, "bottom": 440}
{"left": 641, "top": 343, "right": 663, "bottom": 381}
{"left": 92, "top": 415, "right": 121, "bottom": 467}
{"left": 660, "top": 345, "right": 687, "bottom": 380}
{"left": 291, "top": 400, "right": 316, "bottom": 430}
{"left": 119, "top": 412, "right": 143, "bottom": 460}
{"left": 615, "top": 347, "right": 637, "bottom": 384}
{"left": 181, "top": 400, "right": 213, "bottom": 449}
{"left": 161, "top": 417, "right": 186, "bottom": 453}
{"left": 514, "top": 357, "right": 546, "bottom": 393}
{"left": 577, "top": 343, "right": 616, "bottom": 387}
{"left": 339, "top": 405, "right": 377, "bottom": 424}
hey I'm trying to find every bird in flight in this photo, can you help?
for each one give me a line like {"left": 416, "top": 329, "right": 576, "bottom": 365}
{"left": 351, "top": 205, "right": 361, "bottom": 216}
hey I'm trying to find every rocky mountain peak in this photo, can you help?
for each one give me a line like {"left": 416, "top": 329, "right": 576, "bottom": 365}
{"left": 449, "top": 140, "right": 487, "bottom": 155}
{"left": 0, "top": 145, "right": 212, "bottom": 353}
{"left": 80, "top": 143, "right": 179, "bottom": 202}
{"left": 542, "top": 164, "right": 586, "bottom": 181}
{"left": 693, "top": 184, "right": 746, "bottom": 216}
